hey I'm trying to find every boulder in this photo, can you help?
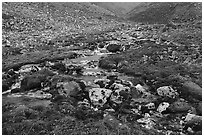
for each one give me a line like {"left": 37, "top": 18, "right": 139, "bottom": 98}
{"left": 196, "top": 102, "right": 202, "bottom": 115}
{"left": 11, "top": 88, "right": 22, "bottom": 93}
{"left": 131, "top": 92, "right": 159, "bottom": 105}
{"left": 184, "top": 113, "right": 202, "bottom": 132}
{"left": 135, "top": 84, "right": 147, "bottom": 93}
{"left": 98, "top": 42, "right": 106, "bottom": 48}
{"left": 168, "top": 100, "right": 192, "bottom": 113}
{"left": 2, "top": 81, "right": 10, "bottom": 92}
{"left": 94, "top": 79, "right": 110, "bottom": 88}
{"left": 57, "top": 81, "right": 81, "bottom": 98}
{"left": 98, "top": 58, "right": 117, "bottom": 70}
{"left": 106, "top": 41, "right": 122, "bottom": 52}
{"left": 50, "top": 62, "right": 66, "bottom": 72}
{"left": 36, "top": 68, "right": 55, "bottom": 76}
{"left": 66, "top": 64, "right": 84, "bottom": 75}
{"left": 181, "top": 81, "right": 202, "bottom": 101}
{"left": 157, "top": 86, "right": 179, "bottom": 99}
{"left": 21, "top": 74, "right": 47, "bottom": 91}
{"left": 157, "top": 102, "right": 170, "bottom": 113}
{"left": 110, "top": 83, "right": 131, "bottom": 104}
{"left": 89, "top": 88, "right": 112, "bottom": 107}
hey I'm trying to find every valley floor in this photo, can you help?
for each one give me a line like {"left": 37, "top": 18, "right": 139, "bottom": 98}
{"left": 2, "top": 21, "right": 202, "bottom": 135}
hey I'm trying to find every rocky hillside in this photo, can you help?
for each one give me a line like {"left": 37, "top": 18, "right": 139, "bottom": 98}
{"left": 2, "top": 2, "right": 122, "bottom": 54}
{"left": 127, "top": 2, "right": 202, "bottom": 24}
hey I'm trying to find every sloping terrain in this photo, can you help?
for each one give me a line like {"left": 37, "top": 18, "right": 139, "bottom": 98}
{"left": 127, "top": 2, "right": 202, "bottom": 24}
{"left": 92, "top": 2, "right": 140, "bottom": 17}
{"left": 2, "top": 2, "right": 121, "bottom": 56}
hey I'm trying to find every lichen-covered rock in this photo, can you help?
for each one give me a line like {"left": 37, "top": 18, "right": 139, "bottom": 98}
{"left": 157, "top": 86, "right": 178, "bottom": 99}
{"left": 157, "top": 102, "right": 170, "bottom": 113}
{"left": 89, "top": 88, "right": 112, "bottom": 107}
{"left": 109, "top": 83, "right": 130, "bottom": 104}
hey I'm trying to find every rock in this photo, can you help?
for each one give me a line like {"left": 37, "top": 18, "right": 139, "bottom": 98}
{"left": 131, "top": 92, "right": 158, "bottom": 104}
{"left": 181, "top": 81, "right": 202, "bottom": 101}
{"left": 196, "top": 102, "right": 202, "bottom": 115}
{"left": 36, "top": 68, "right": 55, "bottom": 76}
{"left": 157, "top": 102, "right": 170, "bottom": 113}
{"left": 106, "top": 73, "right": 118, "bottom": 81}
{"left": 89, "top": 88, "right": 112, "bottom": 107}
{"left": 66, "top": 64, "right": 83, "bottom": 75}
{"left": 75, "top": 80, "right": 86, "bottom": 91}
{"left": 106, "top": 41, "right": 122, "bottom": 52}
{"left": 51, "top": 62, "right": 66, "bottom": 72}
{"left": 98, "top": 42, "right": 106, "bottom": 48}
{"left": 19, "top": 64, "right": 40, "bottom": 73}
{"left": 145, "top": 103, "right": 156, "bottom": 110}
{"left": 2, "top": 81, "right": 10, "bottom": 92}
{"left": 168, "top": 100, "right": 192, "bottom": 113}
{"left": 118, "top": 123, "right": 130, "bottom": 134}
{"left": 184, "top": 113, "right": 202, "bottom": 132}
{"left": 11, "top": 88, "right": 22, "bottom": 93}
{"left": 98, "top": 58, "right": 117, "bottom": 70}
{"left": 103, "top": 114, "right": 120, "bottom": 130}
{"left": 110, "top": 83, "right": 130, "bottom": 92}
{"left": 57, "top": 81, "right": 81, "bottom": 98}
{"left": 121, "top": 80, "right": 133, "bottom": 87}
{"left": 137, "top": 114, "right": 156, "bottom": 129}
{"left": 21, "top": 74, "right": 47, "bottom": 91}
{"left": 7, "top": 69, "right": 16, "bottom": 76}
{"left": 157, "top": 86, "right": 178, "bottom": 99}
{"left": 94, "top": 79, "right": 110, "bottom": 88}
{"left": 130, "top": 86, "right": 142, "bottom": 99}
{"left": 135, "top": 84, "right": 147, "bottom": 93}
{"left": 110, "top": 83, "right": 131, "bottom": 103}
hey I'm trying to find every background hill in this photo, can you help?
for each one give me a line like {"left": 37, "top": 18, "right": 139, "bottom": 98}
{"left": 92, "top": 2, "right": 140, "bottom": 17}
{"left": 127, "top": 2, "right": 202, "bottom": 24}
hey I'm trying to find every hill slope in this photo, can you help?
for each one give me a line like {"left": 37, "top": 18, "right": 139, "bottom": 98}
{"left": 2, "top": 2, "right": 123, "bottom": 52}
{"left": 127, "top": 2, "right": 202, "bottom": 24}
{"left": 92, "top": 2, "right": 140, "bottom": 17}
